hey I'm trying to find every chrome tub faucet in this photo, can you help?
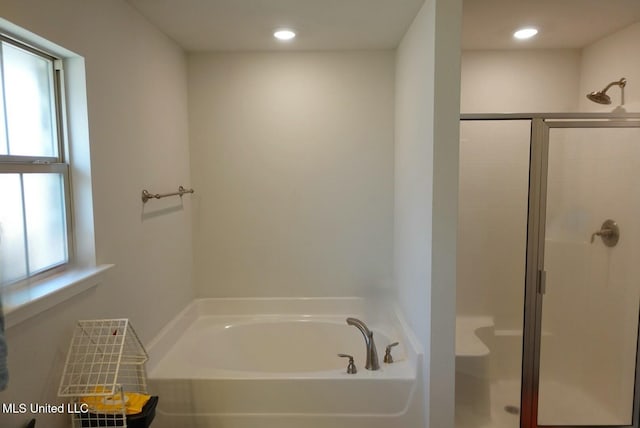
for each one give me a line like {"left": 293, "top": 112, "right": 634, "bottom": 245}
{"left": 346, "top": 317, "right": 380, "bottom": 370}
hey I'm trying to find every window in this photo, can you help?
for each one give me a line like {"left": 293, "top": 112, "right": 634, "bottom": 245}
{"left": 0, "top": 18, "right": 109, "bottom": 327}
{"left": 0, "top": 35, "right": 70, "bottom": 289}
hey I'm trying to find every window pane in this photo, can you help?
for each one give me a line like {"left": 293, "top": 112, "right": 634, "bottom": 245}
{"left": 2, "top": 41, "right": 58, "bottom": 157}
{"left": 23, "top": 173, "right": 67, "bottom": 273}
{"left": 0, "top": 77, "right": 7, "bottom": 155}
{"left": 0, "top": 173, "right": 27, "bottom": 284}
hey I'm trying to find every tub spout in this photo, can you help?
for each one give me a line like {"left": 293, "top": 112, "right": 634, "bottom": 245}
{"left": 346, "top": 317, "right": 379, "bottom": 370}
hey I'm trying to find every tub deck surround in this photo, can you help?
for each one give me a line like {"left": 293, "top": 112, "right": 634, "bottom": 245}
{"left": 145, "top": 297, "right": 423, "bottom": 427}
{"left": 150, "top": 315, "right": 406, "bottom": 377}
{"left": 146, "top": 297, "right": 417, "bottom": 376}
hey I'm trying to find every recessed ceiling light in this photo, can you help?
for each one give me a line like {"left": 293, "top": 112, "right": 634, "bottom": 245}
{"left": 274, "top": 29, "right": 296, "bottom": 41}
{"left": 513, "top": 28, "right": 538, "bottom": 40}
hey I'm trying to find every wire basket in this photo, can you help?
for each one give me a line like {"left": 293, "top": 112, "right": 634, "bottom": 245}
{"left": 58, "top": 319, "right": 152, "bottom": 428}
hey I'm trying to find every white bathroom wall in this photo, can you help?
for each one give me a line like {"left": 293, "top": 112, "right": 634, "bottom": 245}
{"left": 187, "top": 51, "right": 395, "bottom": 298}
{"left": 461, "top": 49, "right": 581, "bottom": 113}
{"left": 394, "top": 5, "right": 434, "bottom": 425}
{"left": 430, "top": 0, "right": 462, "bottom": 425}
{"left": 395, "top": 0, "right": 460, "bottom": 426}
{"left": 579, "top": 22, "right": 640, "bottom": 112}
{"left": 0, "top": 1, "right": 194, "bottom": 427}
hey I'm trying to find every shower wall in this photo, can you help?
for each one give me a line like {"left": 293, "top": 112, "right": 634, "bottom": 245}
{"left": 457, "top": 120, "right": 529, "bottom": 331}
{"left": 579, "top": 22, "right": 640, "bottom": 112}
{"left": 188, "top": 51, "right": 395, "bottom": 298}
{"left": 461, "top": 49, "right": 581, "bottom": 113}
{"left": 459, "top": 49, "right": 580, "bottom": 331}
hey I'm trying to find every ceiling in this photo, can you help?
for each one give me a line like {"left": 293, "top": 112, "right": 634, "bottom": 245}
{"left": 126, "top": 0, "right": 425, "bottom": 51}
{"left": 127, "top": 0, "right": 640, "bottom": 52}
{"left": 462, "top": 0, "right": 640, "bottom": 50}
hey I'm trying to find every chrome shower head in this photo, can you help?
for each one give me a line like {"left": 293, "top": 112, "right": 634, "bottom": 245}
{"left": 587, "top": 91, "right": 612, "bottom": 104}
{"left": 586, "top": 77, "right": 627, "bottom": 105}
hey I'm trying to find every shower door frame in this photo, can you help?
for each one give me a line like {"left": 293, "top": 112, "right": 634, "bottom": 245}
{"left": 461, "top": 113, "right": 640, "bottom": 428}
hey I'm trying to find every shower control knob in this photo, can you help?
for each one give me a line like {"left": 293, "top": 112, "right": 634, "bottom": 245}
{"left": 590, "top": 219, "right": 620, "bottom": 247}
{"left": 383, "top": 342, "right": 399, "bottom": 363}
{"left": 338, "top": 353, "right": 357, "bottom": 374}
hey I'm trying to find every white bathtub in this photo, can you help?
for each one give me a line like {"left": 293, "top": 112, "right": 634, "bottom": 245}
{"left": 146, "top": 298, "right": 424, "bottom": 428}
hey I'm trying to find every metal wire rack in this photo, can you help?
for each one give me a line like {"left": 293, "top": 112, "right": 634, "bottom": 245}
{"left": 58, "top": 319, "right": 151, "bottom": 427}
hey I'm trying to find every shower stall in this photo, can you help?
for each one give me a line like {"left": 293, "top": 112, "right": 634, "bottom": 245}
{"left": 456, "top": 113, "right": 640, "bottom": 428}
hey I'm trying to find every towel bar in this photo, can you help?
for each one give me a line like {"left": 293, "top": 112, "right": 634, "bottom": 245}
{"left": 141, "top": 186, "right": 194, "bottom": 203}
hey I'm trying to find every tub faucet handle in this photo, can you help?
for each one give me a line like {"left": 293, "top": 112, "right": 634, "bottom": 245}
{"left": 383, "top": 342, "right": 399, "bottom": 363}
{"left": 338, "top": 353, "right": 357, "bottom": 374}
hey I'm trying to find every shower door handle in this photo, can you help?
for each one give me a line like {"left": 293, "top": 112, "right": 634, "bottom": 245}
{"left": 537, "top": 270, "right": 547, "bottom": 295}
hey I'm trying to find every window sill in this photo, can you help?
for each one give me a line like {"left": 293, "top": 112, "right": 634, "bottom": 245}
{"left": 3, "top": 264, "right": 114, "bottom": 329}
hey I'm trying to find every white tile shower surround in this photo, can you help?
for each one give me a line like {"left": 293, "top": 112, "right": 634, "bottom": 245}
{"left": 456, "top": 378, "right": 623, "bottom": 428}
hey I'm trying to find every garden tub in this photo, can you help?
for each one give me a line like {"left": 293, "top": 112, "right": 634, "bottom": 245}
{"left": 146, "top": 297, "right": 424, "bottom": 428}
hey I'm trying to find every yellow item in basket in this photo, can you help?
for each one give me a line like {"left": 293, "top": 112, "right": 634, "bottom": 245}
{"left": 80, "top": 387, "right": 151, "bottom": 415}
{"left": 125, "top": 392, "right": 151, "bottom": 415}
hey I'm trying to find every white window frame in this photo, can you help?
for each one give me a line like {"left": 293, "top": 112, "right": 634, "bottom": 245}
{"left": 0, "top": 34, "right": 73, "bottom": 289}
{"left": 0, "top": 19, "right": 113, "bottom": 328}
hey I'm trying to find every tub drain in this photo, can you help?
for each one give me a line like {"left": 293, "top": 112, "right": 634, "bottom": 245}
{"left": 504, "top": 405, "right": 520, "bottom": 415}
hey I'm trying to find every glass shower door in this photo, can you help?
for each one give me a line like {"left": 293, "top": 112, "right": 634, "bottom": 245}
{"left": 536, "top": 123, "right": 640, "bottom": 427}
